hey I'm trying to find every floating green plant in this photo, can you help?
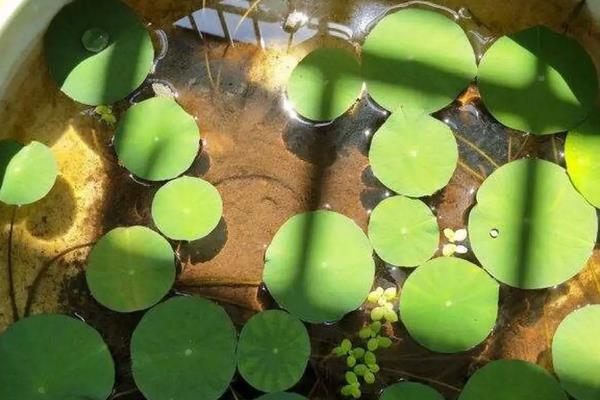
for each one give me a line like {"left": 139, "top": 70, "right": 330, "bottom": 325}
{"left": 369, "top": 111, "right": 458, "bottom": 197}
{"left": 263, "top": 210, "right": 375, "bottom": 323}
{"left": 131, "top": 296, "right": 237, "bottom": 400}
{"left": 255, "top": 393, "right": 308, "bottom": 400}
{"left": 368, "top": 196, "right": 439, "bottom": 267}
{"left": 379, "top": 382, "right": 443, "bottom": 400}
{"left": 468, "top": 159, "right": 597, "bottom": 289}
{"left": 362, "top": 8, "right": 477, "bottom": 112}
{"left": 45, "top": 0, "right": 154, "bottom": 105}
{"left": 459, "top": 360, "right": 567, "bottom": 400}
{"left": 399, "top": 257, "right": 499, "bottom": 353}
{"left": 552, "top": 305, "right": 600, "bottom": 400}
{"left": 478, "top": 26, "right": 597, "bottom": 135}
{"left": 237, "top": 310, "right": 310, "bottom": 393}
{"left": 151, "top": 176, "right": 223, "bottom": 241}
{"left": 0, "top": 140, "right": 58, "bottom": 206}
{"left": 0, "top": 314, "right": 115, "bottom": 400}
{"left": 287, "top": 47, "right": 363, "bottom": 122}
{"left": 86, "top": 226, "right": 176, "bottom": 312}
{"left": 566, "top": 112, "right": 600, "bottom": 208}
{"left": 441, "top": 228, "right": 469, "bottom": 257}
{"left": 114, "top": 97, "right": 200, "bottom": 181}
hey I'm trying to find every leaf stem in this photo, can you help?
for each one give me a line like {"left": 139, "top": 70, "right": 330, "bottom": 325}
{"left": 455, "top": 134, "right": 500, "bottom": 168}
{"left": 7, "top": 206, "right": 19, "bottom": 322}
{"left": 380, "top": 367, "right": 461, "bottom": 392}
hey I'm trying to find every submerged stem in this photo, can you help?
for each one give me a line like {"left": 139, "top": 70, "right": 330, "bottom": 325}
{"left": 7, "top": 206, "right": 19, "bottom": 322}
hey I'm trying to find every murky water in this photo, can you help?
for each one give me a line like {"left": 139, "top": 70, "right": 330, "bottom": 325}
{"left": 1, "top": 0, "right": 600, "bottom": 399}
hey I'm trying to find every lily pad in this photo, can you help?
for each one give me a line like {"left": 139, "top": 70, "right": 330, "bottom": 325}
{"left": 114, "top": 97, "right": 200, "bottom": 181}
{"left": 0, "top": 314, "right": 115, "bottom": 400}
{"left": 255, "top": 393, "right": 307, "bottom": 400}
{"left": 263, "top": 210, "right": 375, "bottom": 323}
{"left": 45, "top": 0, "right": 154, "bottom": 105}
{"left": 468, "top": 159, "right": 597, "bottom": 289}
{"left": 362, "top": 8, "right": 477, "bottom": 112}
{"left": 86, "top": 226, "right": 176, "bottom": 312}
{"left": 369, "top": 111, "right": 458, "bottom": 197}
{"left": 552, "top": 305, "right": 600, "bottom": 400}
{"left": 399, "top": 257, "right": 499, "bottom": 353}
{"left": 478, "top": 26, "right": 597, "bottom": 135}
{"left": 287, "top": 47, "right": 363, "bottom": 122}
{"left": 237, "top": 310, "right": 310, "bottom": 392}
{"left": 379, "top": 382, "right": 443, "bottom": 400}
{"left": 151, "top": 176, "right": 223, "bottom": 241}
{"left": 0, "top": 140, "right": 58, "bottom": 206}
{"left": 459, "top": 359, "right": 567, "bottom": 400}
{"left": 131, "top": 296, "right": 237, "bottom": 400}
{"left": 368, "top": 196, "right": 439, "bottom": 267}
{"left": 566, "top": 112, "right": 600, "bottom": 208}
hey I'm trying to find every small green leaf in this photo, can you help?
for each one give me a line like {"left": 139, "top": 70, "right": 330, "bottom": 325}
{"left": 383, "top": 287, "right": 397, "bottom": 301}
{"left": 364, "top": 372, "right": 375, "bottom": 385}
{"left": 351, "top": 386, "right": 361, "bottom": 399}
{"left": 341, "top": 385, "right": 353, "bottom": 397}
{"left": 341, "top": 339, "right": 352, "bottom": 353}
{"left": 370, "top": 321, "right": 382, "bottom": 333}
{"left": 371, "top": 307, "right": 384, "bottom": 321}
{"left": 347, "top": 356, "right": 357, "bottom": 368}
{"left": 383, "top": 308, "right": 398, "bottom": 323}
{"left": 368, "top": 363, "right": 380, "bottom": 373}
{"left": 351, "top": 347, "right": 365, "bottom": 359}
{"left": 345, "top": 371, "right": 358, "bottom": 385}
{"left": 364, "top": 352, "right": 377, "bottom": 365}
{"left": 377, "top": 336, "right": 392, "bottom": 348}
{"left": 354, "top": 364, "right": 368, "bottom": 376}
{"left": 367, "top": 338, "right": 379, "bottom": 352}
{"left": 359, "top": 327, "right": 372, "bottom": 339}
{"left": 332, "top": 346, "right": 344, "bottom": 356}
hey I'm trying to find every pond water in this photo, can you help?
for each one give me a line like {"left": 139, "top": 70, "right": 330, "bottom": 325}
{"left": 1, "top": 0, "right": 600, "bottom": 399}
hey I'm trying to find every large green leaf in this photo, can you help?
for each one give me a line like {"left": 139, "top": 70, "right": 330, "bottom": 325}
{"left": 399, "top": 257, "right": 499, "bottom": 353}
{"left": 369, "top": 111, "right": 458, "bottom": 197}
{"left": 287, "top": 48, "right": 363, "bottom": 122}
{"left": 362, "top": 8, "right": 477, "bottom": 112}
{"left": 237, "top": 310, "right": 310, "bottom": 392}
{"left": 263, "top": 210, "right": 375, "bottom": 323}
{"left": 45, "top": 0, "right": 154, "bottom": 105}
{"left": 131, "top": 296, "right": 237, "bottom": 400}
{"left": 86, "top": 226, "right": 175, "bottom": 312}
{"left": 0, "top": 140, "right": 58, "bottom": 206}
{"left": 459, "top": 360, "right": 567, "bottom": 400}
{"left": 368, "top": 196, "right": 439, "bottom": 267}
{"left": 552, "top": 305, "right": 600, "bottom": 400}
{"left": 478, "top": 26, "right": 597, "bottom": 135}
{"left": 0, "top": 314, "right": 115, "bottom": 400}
{"left": 151, "top": 176, "right": 223, "bottom": 241}
{"left": 468, "top": 159, "right": 597, "bottom": 289}
{"left": 379, "top": 382, "right": 443, "bottom": 400}
{"left": 114, "top": 97, "right": 200, "bottom": 181}
{"left": 566, "top": 111, "right": 600, "bottom": 208}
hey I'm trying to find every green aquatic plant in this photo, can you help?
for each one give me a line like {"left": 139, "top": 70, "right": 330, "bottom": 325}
{"left": 85, "top": 226, "right": 176, "bottom": 312}
{"left": 552, "top": 305, "right": 600, "bottom": 400}
{"left": 237, "top": 310, "right": 310, "bottom": 393}
{"left": 114, "top": 96, "right": 200, "bottom": 181}
{"left": 0, "top": 140, "right": 58, "bottom": 206}
{"left": 131, "top": 296, "right": 237, "bottom": 400}
{"left": 151, "top": 176, "right": 223, "bottom": 241}
{"left": 399, "top": 257, "right": 499, "bottom": 353}
{"left": 459, "top": 359, "right": 567, "bottom": 400}
{"left": 287, "top": 47, "right": 363, "bottom": 122}
{"left": 362, "top": 8, "right": 477, "bottom": 112}
{"left": 263, "top": 210, "right": 375, "bottom": 323}
{"left": 368, "top": 196, "right": 439, "bottom": 267}
{"left": 379, "top": 382, "right": 444, "bottom": 400}
{"left": 441, "top": 228, "right": 469, "bottom": 257}
{"left": 45, "top": 0, "right": 154, "bottom": 105}
{"left": 468, "top": 158, "right": 597, "bottom": 289}
{"left": 369, "top": 110, "right": 458, "bottom": 197}
{"left": 93, "top": 105, "right": 117, "bottom": 126}
{"left": 0, "top": 314, "right": 115, "bottom": 400}
{"left": 478, "top": 26, "right": 597, "bottom": 135}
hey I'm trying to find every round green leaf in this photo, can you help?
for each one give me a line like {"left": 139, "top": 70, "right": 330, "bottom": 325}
{"left": 368, "top": 196, "right": 439, "bottom": 267}
{"left": 86, "top": 226, "right": 176, "bottom": 312}
{"left": 45, "top": 0, "right": 154, "bottom": 105}
{"left": 0, "top": 140, "right": 58, "bottom": 206}
{"left": 263, "top": 210, "right": 375, "bottom": 323}
{"left": 151, "top": 176, "right": 223, "bottom": 241}
{"left": 114, "top": 97, "right": 200, "bottom": 181}
{"left": 566, "top": 112, "right": 600, "bottom": 208}
{"left": 0, "top": 314, "right": 115, "bottom": 400}
{"left": 369, "top": 111, "right": 458, "bottom": 197}
{"left": 287, "top": 47, "right": 363, "bottom": 122}
{"left": 468, "top": 159, "right": 597, "bottom": 289}
{"left": 237, "top": 310, "right": 310, "bottom": 392}
{"left": 255, "top": 393, "right": 307, "bottom": 400}
{"left": 131, "top": 296, "right": 237, "bottom": 400}
{"left": 478, "top": 26, "right": 597, "bottom": 135}
{"left": 552, "top": 305, "right": 600, "bottom": 400}
{"left": 379, "top": 382, "right": 443, "bottom": 400}
{"left": 362, "top": 8, "right": 477, "bottom": 112}
{"left": 459, "top": 359, "right": 567, "bottom": 400}
{"left": 399, "top": 257, "right": 499, "bottom": 353}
